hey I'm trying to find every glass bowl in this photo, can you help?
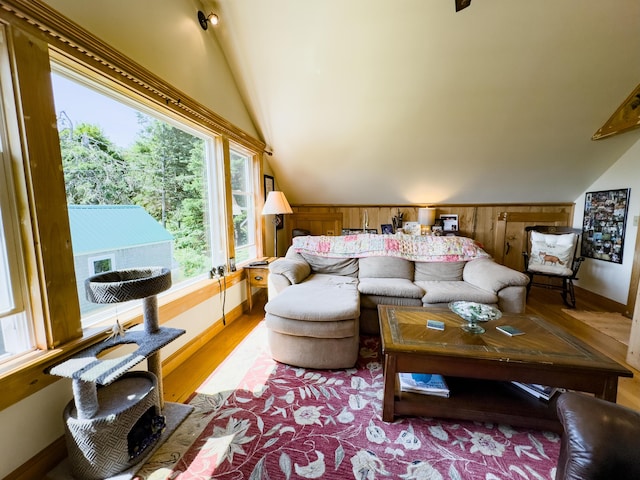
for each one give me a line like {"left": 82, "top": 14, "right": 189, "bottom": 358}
{"left": 449, "top": 301, "right": 502, "bottom": 334}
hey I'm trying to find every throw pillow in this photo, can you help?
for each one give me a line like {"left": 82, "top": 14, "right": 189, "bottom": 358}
{"left": 528, "top": 231, "right": 576, "bottom": 276}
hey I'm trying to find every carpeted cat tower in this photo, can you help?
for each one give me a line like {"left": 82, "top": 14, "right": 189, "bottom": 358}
{"left": 49, "top": 267, "right": 193, "bottom": 480}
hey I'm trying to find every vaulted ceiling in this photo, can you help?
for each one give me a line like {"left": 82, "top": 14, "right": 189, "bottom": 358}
{"left": 209, "top": 0, "right": 640, "bottom": 205}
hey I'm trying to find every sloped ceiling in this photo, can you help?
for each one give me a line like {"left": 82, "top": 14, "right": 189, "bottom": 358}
{"left": 208, "top": 0, "right": 640, "bottom": 205}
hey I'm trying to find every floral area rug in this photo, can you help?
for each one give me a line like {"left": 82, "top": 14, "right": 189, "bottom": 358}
{"left": 135, "top": 322, "right": 560, "bottom": 479}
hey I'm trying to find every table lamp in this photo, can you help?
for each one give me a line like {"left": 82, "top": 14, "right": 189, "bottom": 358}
{"left": 262, "top": 191, "right": 293, "bottom": 256}
{"left": 418, "top": 207, "right": 437, "bottom": 234}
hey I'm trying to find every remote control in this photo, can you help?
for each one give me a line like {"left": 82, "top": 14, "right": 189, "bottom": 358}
{"left": 249, "top": 260, "right": 269, "bottom": 266}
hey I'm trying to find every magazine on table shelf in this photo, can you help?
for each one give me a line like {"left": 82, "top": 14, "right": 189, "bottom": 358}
{"left": 399, "top": 373, "right": 450, "bottom": 398}
{"left": 511, "top": 382, "right": 562, "bottom": 401}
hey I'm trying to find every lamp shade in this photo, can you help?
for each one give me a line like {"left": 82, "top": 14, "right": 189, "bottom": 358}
{"left": 262, "top": 191, "right": 293, "bottom": 215}
{"left": 418, "top": 207, "right": 436, "bottom": 226}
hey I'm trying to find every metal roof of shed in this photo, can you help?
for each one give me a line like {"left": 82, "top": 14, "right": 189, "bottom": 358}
{"left": 68, "top": 205, "right": 173, "bottom": 254}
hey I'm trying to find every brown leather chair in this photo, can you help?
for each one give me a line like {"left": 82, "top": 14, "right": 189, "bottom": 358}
{"left": 556, "top": 391, "right": 640, "bottom": 480}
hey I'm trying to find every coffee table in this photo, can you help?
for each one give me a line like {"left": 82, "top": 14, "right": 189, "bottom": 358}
{"left": 378, "top": 305, "right": 633, "bottom": 431}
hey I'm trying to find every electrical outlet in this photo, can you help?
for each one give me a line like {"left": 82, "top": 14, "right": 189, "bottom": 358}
{"left": 634, "top": 215, "right": 639, "bottom": 227}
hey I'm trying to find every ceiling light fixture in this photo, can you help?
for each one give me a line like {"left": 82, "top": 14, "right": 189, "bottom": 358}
{"left": 198, "top": 10, "right": 219, "bottom": 30}
{"left": 455, "top": 0, "right": 471, "bottom": 12}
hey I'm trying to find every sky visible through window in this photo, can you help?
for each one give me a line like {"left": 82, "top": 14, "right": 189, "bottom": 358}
{"left": 51, "top": 74, "right": 141, "bottom": 148}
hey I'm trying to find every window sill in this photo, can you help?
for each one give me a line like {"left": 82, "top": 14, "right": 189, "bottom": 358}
{"left": 0, "top": 271, "right": 244, "bottom": 411}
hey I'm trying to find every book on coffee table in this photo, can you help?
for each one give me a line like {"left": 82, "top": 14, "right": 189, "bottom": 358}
{"left": 511, "top": 382, "right": 560, "bottom": 401}
{"left": 399, "top": 373, "right": 450, "bottom": 398}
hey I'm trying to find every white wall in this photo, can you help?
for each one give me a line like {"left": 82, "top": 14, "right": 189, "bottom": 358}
{"left": 574, "top": 136, "right": 640, "bottom": 305}
{"left": 0, "top": 1, "right": 258, "bottom": 476}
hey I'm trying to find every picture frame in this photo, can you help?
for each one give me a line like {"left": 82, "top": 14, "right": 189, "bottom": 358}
{"left": 581, "top": 188, "right": 630, "bottom": 264}
{"left": 263, "top": 174, "right": 274, "bottom": 200}
{"left": 440, "top": 214, "right": 458, "bottom": 232}
{"left": 263, "top": 174, "right": 283, "bottom": 229}
{"left": 381, "top": 224, "right": 394, "bottom": 234}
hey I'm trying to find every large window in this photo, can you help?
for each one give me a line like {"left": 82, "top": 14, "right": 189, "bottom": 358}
{"left": 51, "top": 66, "right": 225, "bottom": 325}
{"left": 230, "top": 147, "right": 257, "bottom": 263}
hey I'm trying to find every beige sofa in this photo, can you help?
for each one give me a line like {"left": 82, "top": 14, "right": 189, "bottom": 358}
{"left": 265, "top": 234, "right": 530, "bottom": 369}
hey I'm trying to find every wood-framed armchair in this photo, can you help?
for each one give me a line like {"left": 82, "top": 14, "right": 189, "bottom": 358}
{"left": 522, "top": 225, "right": 584, "bottom": 308}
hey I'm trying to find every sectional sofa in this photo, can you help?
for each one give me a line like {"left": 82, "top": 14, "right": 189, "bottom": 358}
{"left": 265, "top": 234, "right": 530, "bottom": 369}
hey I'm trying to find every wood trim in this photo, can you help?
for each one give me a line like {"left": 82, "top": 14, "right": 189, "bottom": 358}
{"left": 496, "top": 211, "right": 571, "bottom": 223}
{"left": 0, "top": 0, "right": 265, "bottom": 153}
{"left": 626, "top": 227, "right": 640, "bottom": 317}
{"left": 162, "top": 301, "right": 244, "bottom": 377}
{"left": 3, "top": 435, "right": 66, "bottom": 480}
{"left": 9, "top": 26, "right": 82, "bottom": 347}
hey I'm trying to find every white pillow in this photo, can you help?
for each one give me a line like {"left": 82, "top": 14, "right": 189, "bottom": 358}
{"left": 528, "top": 231, "right": 576, "bottom": 276}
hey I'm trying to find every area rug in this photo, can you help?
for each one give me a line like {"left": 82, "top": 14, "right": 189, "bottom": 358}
{"left": 562, "top": 309, "right": 631, "bottom": 346}
{"left": 135, "top": 323, "right": 560, "bottom": 479}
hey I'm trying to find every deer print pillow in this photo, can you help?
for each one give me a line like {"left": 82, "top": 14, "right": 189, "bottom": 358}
{"left": 528, "top": 231, "right": 576, "bottom": 276}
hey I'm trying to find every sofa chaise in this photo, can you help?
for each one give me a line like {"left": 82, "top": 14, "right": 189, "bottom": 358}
{"left": 265, "top": 234, "right": 530, "bottom": 369}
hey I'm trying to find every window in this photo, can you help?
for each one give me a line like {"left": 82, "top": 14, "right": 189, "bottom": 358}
{"left": 230, "top": 146, "right": 257, "bottom": 263}
{"left": 51, "top": 66, "right": 226, "bottom": 325}
{"left": 0, "top": 33, "right": 34, "bottom": 362}
{"left": 88, "top": 254, "right": 115, "bottom": 275}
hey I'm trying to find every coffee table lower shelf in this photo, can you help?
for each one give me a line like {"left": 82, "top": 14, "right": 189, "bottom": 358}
{"left": 391, "top": 376, "right": 561, "bottom": 432}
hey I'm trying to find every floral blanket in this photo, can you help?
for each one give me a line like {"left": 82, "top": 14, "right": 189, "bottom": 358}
{"left": 292, "top": 233, "right": 490, "bottom": 262}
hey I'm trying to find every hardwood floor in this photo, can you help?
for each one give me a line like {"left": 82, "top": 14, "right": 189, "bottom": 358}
{"left": 163, "top": 287, "right": 640, "bottom": 411}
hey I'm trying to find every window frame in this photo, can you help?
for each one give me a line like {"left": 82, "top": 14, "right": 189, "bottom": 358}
{"left": 0, "top": 1, "right": 266, "bottom": 410}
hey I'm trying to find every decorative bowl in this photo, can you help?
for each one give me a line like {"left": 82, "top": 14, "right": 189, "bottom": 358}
{"left": 449, "top": 301, "right": 502, "bottom": 334}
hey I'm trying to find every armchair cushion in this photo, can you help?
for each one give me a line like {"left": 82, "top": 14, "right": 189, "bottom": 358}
{"left": 556, "top": 392, "right": 640, "bottom": 480}
{"left": 528, "top": 231, "right": 576, "bottom": 276}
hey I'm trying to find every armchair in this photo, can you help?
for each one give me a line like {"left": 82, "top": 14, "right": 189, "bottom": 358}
{"left": 556, "top": 392, "right": 640, "bottom": 480}
{"left": 522, "top": 225, "right": 584, "bottom": 308}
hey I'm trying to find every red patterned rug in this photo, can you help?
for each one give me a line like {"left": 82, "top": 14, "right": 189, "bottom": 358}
{"left": 135, "top": 322, "right": 560, "bottom": 479}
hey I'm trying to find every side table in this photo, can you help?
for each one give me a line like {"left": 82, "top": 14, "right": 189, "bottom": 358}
{"left": 245, "top": 257, "right": 276, "bottom": 311}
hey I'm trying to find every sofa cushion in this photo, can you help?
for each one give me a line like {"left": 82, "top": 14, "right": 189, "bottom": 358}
{"left": 265, "top": 274, "right": 359, "bottom": 321}
{"left": 300, "top": 253, "right": 359, "bottom": 277}
{"left": 414, "top": 261, "right": 465, "bottom": 282}
{"left": 360, "top": 295, "right": 423, "bottom": 309}
{"left": 358, "top": 256, "right": 414, "bottom": 280}
{"left": 358, "top": 278, "right": 424, "bottom": 298}
{"left": 415, "top": 280, "right": 498, "bottom": 305}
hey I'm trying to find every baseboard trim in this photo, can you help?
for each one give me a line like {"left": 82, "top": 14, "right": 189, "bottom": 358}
{"left": 5, "top": 436, "right": 66, "bottom": 480}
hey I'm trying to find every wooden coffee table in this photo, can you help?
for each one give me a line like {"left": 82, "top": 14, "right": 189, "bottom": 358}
{"left": 378, "top": 305, "right": 632, "bottom": 431}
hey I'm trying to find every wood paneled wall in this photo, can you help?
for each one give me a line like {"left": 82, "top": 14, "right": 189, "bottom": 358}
{"left": 289, "top": 203, "right": 575, "bottom": 263}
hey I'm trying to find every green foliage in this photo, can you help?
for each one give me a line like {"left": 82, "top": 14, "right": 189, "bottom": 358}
{"left": 60, "top": 115, "right": 209, "bottom": 279}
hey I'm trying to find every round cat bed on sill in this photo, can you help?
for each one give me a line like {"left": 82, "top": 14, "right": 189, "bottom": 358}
{"left": 85, "top": 267, "right": 171, "bottom": 304}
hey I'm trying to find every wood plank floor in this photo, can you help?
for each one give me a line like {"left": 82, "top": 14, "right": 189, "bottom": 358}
{"left": 164, "top": 287, "right": 640, "bottom": 411}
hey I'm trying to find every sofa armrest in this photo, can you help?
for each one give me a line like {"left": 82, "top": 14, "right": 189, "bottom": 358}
{"left": 463, "top": 258, "right": 530, "bottom": 293}
{"left": 270, "top": 258, "right": 311, "bottom": 285}
{"left": 268, "top": 259, "right": 311, "bottom": 299}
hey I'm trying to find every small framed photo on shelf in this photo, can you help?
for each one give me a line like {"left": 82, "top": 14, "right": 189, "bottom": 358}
{"left": 381, "top": 224, "right": 394, "bottom": 234}
{"left": 440, "top": 214, "right": 458, "bottom": 232}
